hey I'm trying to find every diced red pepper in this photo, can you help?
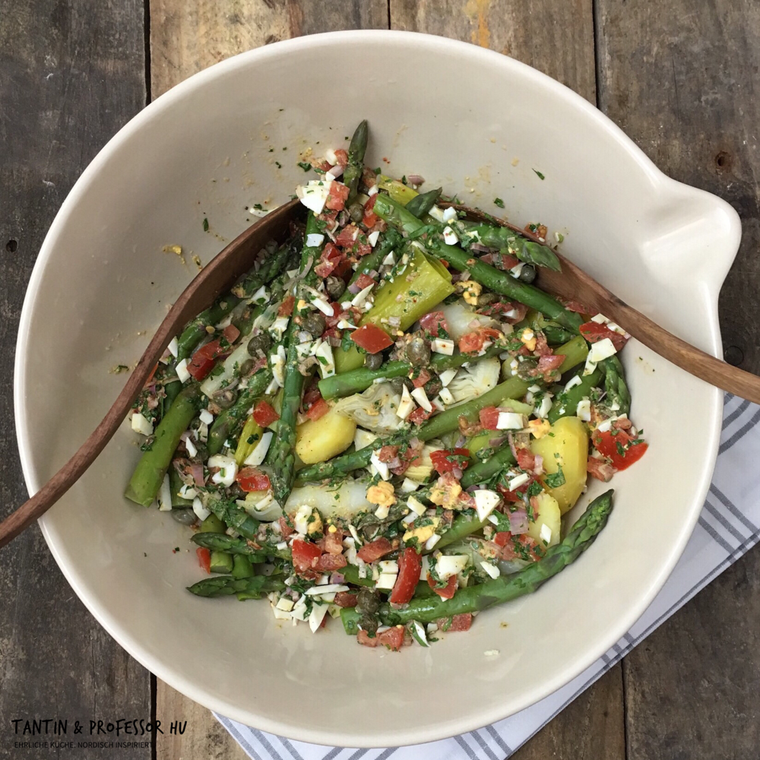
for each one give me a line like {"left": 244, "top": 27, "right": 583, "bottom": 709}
{"left": 252, "top": 400, "right": 279, "bottom": 427}
{"left": 305, "top": 397, "right": 330, "bottom": 421}
{"left": 325, "top": 181, "right": 350, "bottom": 211}
{"left": 222, "top": 324, "right": 240, "bottom": 344}
{"left": 196, "top": 547, "right": 211, "bottom": 574}
{"left": 351, "top": 323, "right": 394, "bottom": 354}
{"left": 357, "top": 537, "right": 393, "bottom": 563}
{"left": 437, "top": 613, "right": 473, "bottom": 632}
{"left": 419, "top": 310, "right": 449, "bottom": 337}
{"left": 430, "top": 448, "right": 471, "bottom": 475}
{"left": 592, "top": 429, "right": 648, "bottom": 470}
{"left": 479, "top": 406, "right": 501, "bottom": 431}
{"left": 579, "top": 321, "right": 628, "bottom": 351}
{"left": 187, "top": 339, "right": 223, "bottom": 381}
{"left": 428, "top": 574, "right": 457, "bottom": 599}
{"left": 354, "top": 273, "right": 376, "bottom": 290}
{"left": 412, "top": 369, "right": 431, "bottom": 388}
{"left": 291, "top": 539, "right": 322, "bottom": 576}
{"left": 236, "top": 467, "right": 271, "bottom": 493}
{"left": 389, "top": 547, "right": 422, "bottom": 605}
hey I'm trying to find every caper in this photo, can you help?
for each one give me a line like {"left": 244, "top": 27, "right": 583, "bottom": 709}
{"left": 477, "top": 292, "right": 498, "bottom": 307}
{"left": 325, "top": 275, "right": 346, "bottom": 301}
{"left": 238, "top": 358, "right": 254, "bottom": 377}
{"left": 247, "top": 332, "right": 271, "bottom": 356}
{"left": 171, "top": 508, "right": 197, "bottom": 526}
{"left": 214, "top": 389, "right": 238, "bottom": 409}
{"left": 364, "top": 352, "right": 384, "bottom": 370}
{"left": 228, "top": 483, "right": 246, "bottom": 499}
{"left": 302, "top": 311, "right": 326, "bottom": 337}
{"left": 406, "top": 336, "right": 431, "bottom": 366}
{"left": 348, "top": 201, "right": 365, "bottom": 224}
{"left": 518, "top": 263, "right": 537, "bottom": 283}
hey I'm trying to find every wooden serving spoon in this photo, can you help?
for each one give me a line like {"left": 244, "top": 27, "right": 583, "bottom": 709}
{"left": 0, "top": 198, "right": 301, "bottom": 548}
{"left": 444, "top": 202, "right": 760, "bottom": 405}
{"left": 2, "top": 196, "right": 755, "bottom": 547}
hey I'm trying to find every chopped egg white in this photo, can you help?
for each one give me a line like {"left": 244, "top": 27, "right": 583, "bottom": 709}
{"left": 435, "top": 554, "right": 469, "bottom": 581}
{"left": 439, "top": 368, "right": 458, "bottom": 386}
{"left": 438, "top": 387, "right": 455, "bottom": 406}
{"left": 370, "top": 450, "right": 391, "bottom": 481}
{"left": 480, "top": 561, "right": 500, "bottom": 580}
{"left": 407, "top": 495, "right": 427, "bottom": 516}
{"left": 588, "top": 337, "right": 617, "bottom": 363}
{"left": 411, "top": 386, "right": 432, "bottom": 412}
{"left": 158, "top": 473, "right": 172, "bottom": 512}
{"left": 473, "top": 489, "right": 501, "bottom": 522}
{"left": 167, "top": 337, "right": 179, "bottom": 358}
{"left": 576, "top": 397, "right": 592, "bottom": 421}
{"left": 442, "top": 226, "right": 459, "bottom": 245}
{"left": 209, "top": 455, "right": 238, "bottom": 487}
{"left": 508, "top": 472, "right": 531, "bottom": 491}
{"left": 429, "top": 205, "right": 446, "bottom": 223}
{"left": 400, "top": 478, "right": 420, "bottom": 493}
{"left": 192, "top": 497, "right": 210, "bottom": 522}
{"left": 397, "top": 385, "right": 415, "bottom": 420}
{"left": 565, "top": 375, "right": 582, "bottom": 391}
{"left": 442, "top": 206, "right": 458, "bottom": 222}
{"left": 351, "top": 283, "right": 375, "bottom": 308}
{"left": 176, "top": 358, "right": 191, "bottom": 384}
{"left": 296, "top": 179, "right": 333, "bottom": 214}
{"left": 496, "top": 411, "right": 524, "bottom": 430}
{"left": 199, "top": 409, "right": 214, "bottom": 425}
{"left": 131, "top": 412, "right": 154, "bottom": 436}
{"left": 367, "top": 230, "right": 381, "bottom": 247}
{"left": 431, "top": 338, "right": 455, "bottom": 355}
{"left": 243, "top": 431, "right": 273, "bottom": 466}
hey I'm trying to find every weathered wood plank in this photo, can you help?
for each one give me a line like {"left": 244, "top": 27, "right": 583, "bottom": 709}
{"left": 512, "top": 666, "right": 626, "bottom": 760}
{"left": 596, "top": 1, "right": 760, "bottom": 758}
{"left": 392, "top": 3, "right": 622, "bottom": 759}
{"left": 0, "top": 2, "right": 150, "bottom": 759}
{"left": 149, "top": 2, "right": 389, "bottom": 753}
{"left": 390, "top": 0, "right": 597, "bottom": 103}
{"left": 150, "top": 0, "right": 389, "bottom": 98}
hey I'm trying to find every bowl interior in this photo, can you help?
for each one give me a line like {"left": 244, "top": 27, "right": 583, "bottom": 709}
{"left": 15, "top": 31, "right": 738, "bottom": 746}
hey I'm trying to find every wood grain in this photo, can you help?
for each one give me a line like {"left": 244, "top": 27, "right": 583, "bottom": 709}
{"left": 596, "top": 1, "right": 760, "bottom": 758}
{"left": 149, "top": 3, "right": 389, "bottom": 755}
{"left": 0, "top": 1, "right": 150, "bottom": 758}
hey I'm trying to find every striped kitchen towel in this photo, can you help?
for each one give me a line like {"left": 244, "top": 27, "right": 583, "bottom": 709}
{"left": 217, "top": 394, "right": 760, "bottom": 760}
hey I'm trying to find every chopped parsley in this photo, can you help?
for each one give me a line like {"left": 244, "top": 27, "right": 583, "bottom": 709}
{"left": 202, "top": 217, "right": 209, "bottom": 232}
{"left": 533, "top": 169, "right": 545, "bottom": 180}
{"left": 493, "top": 197, "right": 505, "bottom": 208}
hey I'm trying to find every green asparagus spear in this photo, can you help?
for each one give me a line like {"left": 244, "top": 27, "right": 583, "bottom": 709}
{"left": 169, "top": 466, "right": 193, "bottom": 507}
{"left": 405, "top": 187, "right": 442, "bottom": 218}
{"left": 267, "top": 212, "right": 323, "bottom": 503}
{"left": 298, "top": 336, "right": 587, "bottom": 483}
{"left": 340, "top": 489, "right": 613, "bottom": 632}
{"left": 125, "top": 384, "right": 203, "bottom": 507}
{"left": 318, "top": 344, "right": 504, "bottom": 400}
{"left": 600, "top": 355, "right": 631, "bottom": 416}
{"left": 459, "top": 445, "right": 516, "bottom": 489}
{"left": 207, "top": 368, "right": 273, "bottom": 456}
{"left": 205, "top": 496, "right": 260, "bottom": 539}
{"left": 343, "top": 120, "right": 368, "bottom": 204}
{"left": 187, "top": 574, "right": 286, "bottom": 599}
{"left": 548, "top": 367, "right": 603, "bottom": 424}
{"left": 435, "top": 511, "right": 488, "bottom": 550}
{"left": 373, "top": 193, "right": 583, "bottom": 333}
{"left": 452, "top": 220, "right": 561, "bottom": 271}
{"left": 338, "top": 228, "right": 403, "bottom": 304}
{"left": 191, "top": 532, "right": 290, "bottom": 561}
{"left": 231, "top": 554, "right": 256, "bottom": 579}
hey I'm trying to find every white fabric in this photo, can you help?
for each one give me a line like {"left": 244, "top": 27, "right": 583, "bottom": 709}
{"left": 217, "top": 394, "right": 760, "bottom": 759}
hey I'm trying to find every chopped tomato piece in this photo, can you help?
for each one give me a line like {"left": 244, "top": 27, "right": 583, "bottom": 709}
{"left": 428, "top": 574, "right": 457, "bottom": 599}
{"left": 278, "top": 295, "right": 295, "bottom": 317}
{"left": 222, "top": 324, "right": 240, "bottom": 344}
{"left": 351, "top": 323, "right": 394, "bottom": 354}
{"left": 305, "top": 397, "right": 330, "bottom": 421}
{"left": 500, "top": 253, "right": 521, "bottom": 270}
{"left": 196, "top": 547, "right": 211, "bottom": 574}
{"left": 592, "top": 429, "right": 648, "bottom": 470}
{"left": 291, "top": 539, "right": 322, "bottom": 576}
{"left": 412, "top": 369, "right": 431, "bottom": 388}
{"left": 362, "top": 194, "right": 379, "bottom": 227}
{"left": 335, "top": 224, "right": 360, "bottom": 248}
{"left": 430, "top": 448, "right": 471, "bottom": 475}
{"left": 236, "top": 467, "right": 271, "bottom": 493}
{"left": 587, "top": 456, "right": 615, "bottom": 482}
{"left": 516, "top": 449, "right": 536, "bottom": 471}
{"left": 314, "top": 553, "right": 347, "bottom": 572}
{"left": 563, "top": 299, "right": 591, "bottom": 314}
{"left": 537, "top": 354, "right": 565, "bottom": 372}
{"left": 278, "top": 516, "right": 295, "bottom": 537}
{"left": 334, "top": 149, "right": 348, "bottom": 166}
{"left": 376, "top": 445, "right": 400, "bottom": 463}
{"left": 458, "top": 327, "right": 501, "bottom": 355}
{"left": 333, "top": 591, "right": 357, "bottom": 608}
{"left": 357, "top": 626, "right": 405, "bottom": 651}
{"left": 354, "top": 273, "right": 376, "bottom": 290}
{"left": 252, "top": 400, "right": 279, "bottom": 427}
{"left": 437, "top": 613, "right": 473, "bottom": 632}
{"left": 325, "top": 181, "right": 350, "bottom": 211}
{"left": 419, "top": 310, "right": 449, "bottom": 337}
{"left": 319, "top": 527, "right": 344, "bottom": 555}
{"left": 579, "top": 321, "right": 628, "bottom": 351}
{"left": 389, "top": 547, "right": 422, "bottom": 605}
{"left": 408, "top": 406, "right": 433, "bottom": 425}
{"left": 357, "top": 537, "right": 393, "bottom": 563}
{"left": 493, "top": 531, "right": 511, "bottom": 547}
{"left": 187, "top": 339, "right": 222, "bottom": 381}
{"left": 479, "top": 406, "right": 501, "bottom": 430}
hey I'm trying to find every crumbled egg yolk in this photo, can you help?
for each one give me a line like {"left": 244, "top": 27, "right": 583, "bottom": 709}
{"left": 367, "top": 481, "right": 396, "bottom": 508}
{"left": 529, "top": 419, "right": 552, "bottom": 438}
{"left": 403, "top": 517, "right": 440, "bottom": 545}
{"left": 460, "top": 280, "right": 482, "bottom": 306}
{"left": 520, "top": 328, "right": 537, "bottom": 352}
{"left": 307, "top": 509, "right": 323, "bottom": 537}
{"left": 429, "top": 478, "right": 462, "bottom": 508}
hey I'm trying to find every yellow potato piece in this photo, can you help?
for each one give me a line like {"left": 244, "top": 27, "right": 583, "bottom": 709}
{"left": 530, "top": 416, "right": 589, "bottom": 514}
{"left": 295, "top": 407, "right": 357, "bottom": 465}
{"left": 527, "top": 493, "right": 561, "bottom": 547}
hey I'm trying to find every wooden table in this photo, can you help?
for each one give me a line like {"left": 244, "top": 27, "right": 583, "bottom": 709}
{"left": 2, "top": 2, "right": 759, "bottom": 758}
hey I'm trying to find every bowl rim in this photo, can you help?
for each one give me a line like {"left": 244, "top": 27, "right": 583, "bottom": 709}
{"left": 14, "top": 29, "right": 740, "bottom": 747}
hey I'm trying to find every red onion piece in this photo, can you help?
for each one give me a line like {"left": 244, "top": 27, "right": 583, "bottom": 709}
{"left": 507, "top": 432, "right": 519, "bottom": 460}
{"left": 348, "top": 282, "right": 362, "bottom": 295}
{"left": 533, "top": 454, "right": 544, "bottom": 476}
{"left": 330, "top": 572, "right": 346, "bottom": 584}
{"left": 509, "top": 509, "right": 529, "bottom": 534}
{"left": 407, "top": 174, "right": 425, "bottom": 186}
{"left": 190, "top": 461, "right": 205, "bottom": 487}
{"left": 452, "top": 466, "right": 464, "bottom": 480}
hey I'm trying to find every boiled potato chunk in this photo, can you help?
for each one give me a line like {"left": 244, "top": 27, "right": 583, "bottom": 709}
{"left": 527, "top": 492, "right": 561, "bottom": 547}
{"left": 295, "top": 408, "right": 356, "bottom": 465}
{"left": 530, "top": 416, "right": 589, "bottom": 514}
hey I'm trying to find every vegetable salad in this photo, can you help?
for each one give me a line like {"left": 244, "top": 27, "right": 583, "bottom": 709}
{"left": 125, "top": 121, "right": 647, "bottom": 650}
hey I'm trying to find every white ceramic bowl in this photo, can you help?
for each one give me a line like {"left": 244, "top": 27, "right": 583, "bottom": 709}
{"left": 15, "top": 31, "right": 740, "bottom": 746}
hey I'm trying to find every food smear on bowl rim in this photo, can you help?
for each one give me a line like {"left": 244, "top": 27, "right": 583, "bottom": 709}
{"left": 124, "top": 121, "right": 646, "bottom": 651}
